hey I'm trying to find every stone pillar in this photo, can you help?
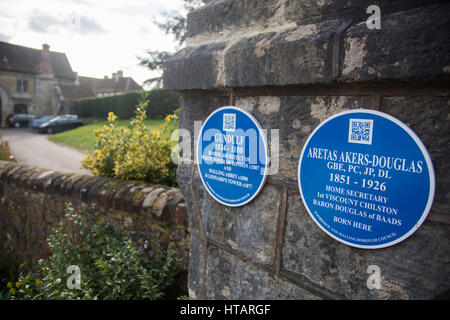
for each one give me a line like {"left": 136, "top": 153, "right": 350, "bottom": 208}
{"left": 164, "top": 0, "right": 450, "bottom": 299}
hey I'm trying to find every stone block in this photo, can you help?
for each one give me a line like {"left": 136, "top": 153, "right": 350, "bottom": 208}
{"left": 187, "top": 0, "right": 282, "bottom": 38}
{"left": 151, "top": 188, "right": 184, "bottom": 220}
{"left": 166, "top": 2, "right": 450, "bottom": 91}
{"left": 176, "top": 203, "right": 188, "bottom": 227}
{"left": 341, "top": 4, "right": 450, "bottom": 82}
{"left": 281, "top": 190, "right": 450, "bottom": 299}
{"left": 380, "top": 96, "right": 450, "bottom": 217}
{"left": 0, "top": 161, "right": 188, "bottom": 270}
{"left": 188, "top": 234, "right": 207, "bottom": 299}
{"left": 234, "top": 95, "right": 373, "bottom": 181}
{"left": 205, "top": 245, "right": 320, "bottom": 299}
{"left": 223, "top": 21, "right": 336, "bottom": 87}
{"left": 112, "top": 183, "right": 135, "bottom": 211}
{"left": 163, "top": 42, "right": 226, "bottom": 90}
{"left": 202, "top": 184, "right": 281, "bottom": 265}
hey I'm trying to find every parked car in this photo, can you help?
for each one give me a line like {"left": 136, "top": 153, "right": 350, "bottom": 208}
{"left": 30, "top": 115, "right": 57, "bottom": 130}
{"left": 38, "top": 115, "right": 84, "bottom": 134}
{"left": 30, "top": 114, "right": 77, "bottom": 131}
{"left": 6, "top": 113, "right": 36, "bottom": 128}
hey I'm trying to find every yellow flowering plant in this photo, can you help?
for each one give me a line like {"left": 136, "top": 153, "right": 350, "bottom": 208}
{"left": 81, "top": 92, "right": 179, "bottom": 186}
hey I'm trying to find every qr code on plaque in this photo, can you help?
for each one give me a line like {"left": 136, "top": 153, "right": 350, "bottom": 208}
{"left": 223, "top": 113, "right": 236, "bottom": 132}
{"left": 348, "top": 118, "right": 374, "bottom": 145}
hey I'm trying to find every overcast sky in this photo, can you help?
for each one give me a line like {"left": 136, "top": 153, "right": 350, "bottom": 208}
{"left": 0, "top": 0, "right": 187, "bottom": 87}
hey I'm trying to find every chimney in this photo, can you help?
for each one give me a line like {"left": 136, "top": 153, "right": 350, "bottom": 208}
{"left": 40, "top": 43, "right": 53, "bottom": 75}
{"left": 74, "top": 71, "right": 79, "bottom": 85}
{"left": 113, "top": 70, "right": 123, "bottom": 82}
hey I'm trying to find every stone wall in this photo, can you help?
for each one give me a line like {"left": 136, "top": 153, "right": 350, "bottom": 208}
{"left": 164, "top": 0, "right": 450, "bottom": 299}
{"left": 0, "top": 161, "right": 188, "bottom": 272}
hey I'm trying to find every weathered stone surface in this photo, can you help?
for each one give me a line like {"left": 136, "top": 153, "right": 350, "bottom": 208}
{"left": 282, "top": 190, "right": 450, "bottom": 299}
{"left": 380, "top": 96, "right": 450, "bottom": 217}
{"left": 179, "top": 94, "right": 230, "bottom": 146}
{"left": 165, "top": 2, "right": 450, "bottom": 90}
{"left": 202, "top": 184, "right": 280, "bottom": 265}
{"left": 176, "top": 94, "right": 230, "bottom": 234}
{"left": 152, "top": 188, "right": 184, "bottom": 220}
{"left": 187, "top": 235, "right": 207, "bottom": 299}
{"left": 234, "top": 95, "right": 373, "bottom": 181}
{"left": 168, "top": 0, "right": 450, "bottom": 301}
{"left": 188, "top": 0, "right": 431, "bottom": 37}
{"left": 164, "top": 42, "right": 226, "bottom": 90}
{"left": 142, "top": 187, "right": 165, "bottom": 209}
{"left": 205, "top": 245, "right": 320, "bottom": 299}
{"left": 284, "top": 0, "right": 407, "bottom": 23}
{"left": 175, "top": 92, "right": 450, "bottom": 299}
{"left": 187, "top": 0, "right": 283, "bottom": 38}
{"left": 0, "top": 161, "right": 188, "bottom": 271}
{"left": 342, "top": 3, "right": 450, "bottom": 82}
{"left": 176, "top": 202, "right": 188, "bottom": 227}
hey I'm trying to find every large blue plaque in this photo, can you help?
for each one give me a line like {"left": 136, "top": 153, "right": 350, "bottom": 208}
{"left": 298, "top": 109, "right": 435, "bottom": 249}
{"left": 197, "top": 106, "right": 268, "bottom": 207}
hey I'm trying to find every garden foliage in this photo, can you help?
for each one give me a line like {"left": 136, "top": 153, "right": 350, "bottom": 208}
{"left": 81, "top": 92, "right": 179, "bottom": 186}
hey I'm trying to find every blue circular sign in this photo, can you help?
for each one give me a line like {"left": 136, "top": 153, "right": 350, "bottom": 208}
{"left": 197, "top": 106, "right": 268, "bottom": 207}
{"left": 298, "top": 109, "right": 435, "bottom": 249}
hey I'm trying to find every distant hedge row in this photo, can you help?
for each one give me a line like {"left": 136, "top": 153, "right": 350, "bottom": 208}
{"left": 74, "top": 90, "right": 179, "bottom": 119}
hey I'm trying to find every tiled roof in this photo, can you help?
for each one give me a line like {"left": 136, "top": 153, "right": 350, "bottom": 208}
{"left": 0, "top": 41, "right": 75, "bottom": 80}
{"left": 79, "top": 76, "right": 142, "bottom": 93}
{"left": 59, "top": 84, "right": 95, "bottom": 100}
{"left": 60, "top": 76, "right": 142, "bottom": 100}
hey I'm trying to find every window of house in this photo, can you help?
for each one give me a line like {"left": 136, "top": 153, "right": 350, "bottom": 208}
{"left": 16, "top": 79, "right": 28, "bottom": 92}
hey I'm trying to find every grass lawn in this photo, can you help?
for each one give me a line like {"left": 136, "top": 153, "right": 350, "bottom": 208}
{"left": 48, "top": 119, "right": 166, "bottom": 153}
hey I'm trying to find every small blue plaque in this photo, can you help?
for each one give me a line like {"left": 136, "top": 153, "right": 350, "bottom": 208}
{"left": 197, "top": 106, "right": 268, "bottom": 207}
{"left": 298, "top": 109, "right": 435, "bottom": 249}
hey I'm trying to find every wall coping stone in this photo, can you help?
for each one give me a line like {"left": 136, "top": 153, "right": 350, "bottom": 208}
{"left": 0, "top": 161, "right": 185, "bottom": 221}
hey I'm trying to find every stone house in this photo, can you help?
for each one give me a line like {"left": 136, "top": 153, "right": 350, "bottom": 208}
{"left": 0, "top": 41, "right": 76, "bottom": 126}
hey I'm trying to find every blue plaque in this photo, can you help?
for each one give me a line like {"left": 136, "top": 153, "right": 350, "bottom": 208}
{"left": 197, "top": 106, "right": 268, "bottom": 207}
{"left": 298, "top": 109, "right": 435, "bottom": 249}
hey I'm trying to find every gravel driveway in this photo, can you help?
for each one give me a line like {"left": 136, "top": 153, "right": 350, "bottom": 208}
{"left": 1, "top": 128, "right": 91, "bottom": 175}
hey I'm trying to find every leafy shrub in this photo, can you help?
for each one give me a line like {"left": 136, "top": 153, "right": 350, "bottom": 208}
{"left": 74, "top": 89, "right": 178, "bottom": 119}
{"left": 81, "top": 92, "right": 179, "bottom": 186}
{"left": 9, "top": 204, "right": 181, "bottom": 300}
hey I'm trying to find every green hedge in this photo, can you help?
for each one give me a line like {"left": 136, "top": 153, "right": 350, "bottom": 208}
{"left": 74, "top": 90, "right": 179, "bottom": 119}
